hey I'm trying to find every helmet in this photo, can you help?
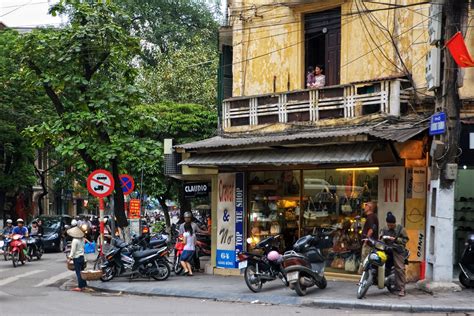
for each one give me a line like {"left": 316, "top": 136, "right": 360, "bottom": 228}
{"left": 17, "top": 218, "right": 24, "bottom": 223}
{"left": 6, "top": 219, "right": 12, "bottom": 224}
{"left": 71, "top": 219, "right": 78, "bottom": 227}
{"left": 267, "top": 250, "right": 282, "bottom": 262}
{"left": 184, "top": 211, "right": 192, "bottom": 218}
{"left": 467, "top": 233, "right": 474, "bottom": 245}
{"left": 369, "top": 251, "right": 388, "bottom": 266}
{"left": 376, "top": 251, "right": 388, "bottom": 264}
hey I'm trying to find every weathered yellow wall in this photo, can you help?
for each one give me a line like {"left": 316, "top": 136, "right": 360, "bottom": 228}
{"left": 229, "top": 0, "right": 473, "bottom": 99}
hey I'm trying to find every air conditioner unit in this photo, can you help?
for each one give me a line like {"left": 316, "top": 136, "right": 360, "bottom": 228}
{"left": 426, "top": 47, "right": 441, "bottom": 91}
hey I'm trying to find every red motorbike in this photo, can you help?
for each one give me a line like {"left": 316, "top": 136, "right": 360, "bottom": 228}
{"left": 10, "top": 234, "right": 27, "bottom": 267}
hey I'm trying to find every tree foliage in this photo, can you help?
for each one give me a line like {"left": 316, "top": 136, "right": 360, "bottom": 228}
{"left": 20, "top": 1, "right": 141, "bottom": 227}
{"left": 0, "top": 29, "right": 51, "bottom": 220}
{"left": 120, "top": 0, "right": 220, "bottom": 65}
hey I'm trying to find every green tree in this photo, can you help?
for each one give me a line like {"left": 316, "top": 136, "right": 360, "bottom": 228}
{"left": 120, "top": 0, "right": 220, "bottom": 65}
{"left": 123, "top": 102, "right": 217, "bottom": 228}
{"left": 0, "top": 29, "right": 51, "bottom": 221}
{"left": 20, "top": 1, "right": 141, "bottom": 227}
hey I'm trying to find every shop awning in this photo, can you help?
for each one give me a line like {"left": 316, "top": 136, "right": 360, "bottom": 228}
{"left": 179, "top": 143, "right": 377, "bottom": 167}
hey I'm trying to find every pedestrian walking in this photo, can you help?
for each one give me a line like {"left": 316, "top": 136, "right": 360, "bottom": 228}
{"left": 380, "top": 212, "right": 409, "bottom": 297}
{"left": 67, "top": 226, "right": 88, "bottom": 292}
{"left": 180, "top": 222, "right": 196, "bottom": 276}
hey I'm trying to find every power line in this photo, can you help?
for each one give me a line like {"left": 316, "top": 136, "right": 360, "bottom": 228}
{"left": 222, "top": 1, "right": 430, "bottom": 34}
{"left": 0, "top": 0, "right": 34, "bottom": 18}
{"left": 1, "top": 1, "right": 49, "bottom": 9}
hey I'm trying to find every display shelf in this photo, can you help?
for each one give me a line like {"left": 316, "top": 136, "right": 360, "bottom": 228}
{"left": 249, "top": 184, "right": 278, "bottom": 191}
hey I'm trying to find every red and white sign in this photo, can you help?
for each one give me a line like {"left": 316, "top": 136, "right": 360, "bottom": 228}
{"left": 87, "top": 169, "right": 115, "bottom": 198}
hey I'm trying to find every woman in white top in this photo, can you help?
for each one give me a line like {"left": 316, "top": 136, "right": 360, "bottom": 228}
{"left": 67, "top": 226, "right": 87, "bottom": 291}
{"left": 313, "top": 65, "right": 326, "bottom": 88}
{"left": 180, "top": 222, "right": 196, "bottom": 276}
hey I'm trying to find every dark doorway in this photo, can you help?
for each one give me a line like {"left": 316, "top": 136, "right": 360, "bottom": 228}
{"left": 304, "top": 8, "right": 341, "bottom": 87}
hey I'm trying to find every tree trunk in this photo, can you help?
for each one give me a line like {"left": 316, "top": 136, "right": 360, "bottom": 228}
{"left": 35, "top": 167, "right": 48, "bottom": 215}
{"left": 157, "top": 196, "right": 171, "bottom": 232}
{"left": 111, "top": 158, "right": 128, "bottom": 227}
{"left": 0, "top": 190, "right": 6, "bottom": 223}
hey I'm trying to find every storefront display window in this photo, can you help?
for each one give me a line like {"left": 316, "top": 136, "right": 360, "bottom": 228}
{"left": 302, "top": 168, "right": 379, "bottom": 274}
{"left": 247, "top": 171, "right": 301, "bottom": 251}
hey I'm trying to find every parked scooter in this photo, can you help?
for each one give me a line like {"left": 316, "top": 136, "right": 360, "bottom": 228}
{"left": 99, "top": 238, "right": 171, "bottom": 282}
{"left": 237, "top": 235, "right": 287, "bottom": 293}
{"left": 26, "top": 235, "right": 44, "bottom": 261}
{"left": 282, "top": 231, "right": 330, "bottom": 296}
{"left": 459, "top": 233, "right": 474, "bottom": 288}
{"left": 356, "top": 237, "right": 408, "bottom": 299}
{"left": 10, "top": 234, "right": 27, "bottom": 267}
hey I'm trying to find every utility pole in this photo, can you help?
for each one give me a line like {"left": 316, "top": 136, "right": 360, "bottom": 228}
{"left": 425, "top": 0, "right": 468, "bottom": 287}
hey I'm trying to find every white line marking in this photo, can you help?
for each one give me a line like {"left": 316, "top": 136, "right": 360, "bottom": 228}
{"left": 34, "top": 270, "right": 74, "bottom": 287}
{"left": 0, "top": 270, "right": 45, "bottom": 286}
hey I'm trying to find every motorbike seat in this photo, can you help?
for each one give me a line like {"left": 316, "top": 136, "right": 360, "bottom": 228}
{"left": 149, "top": 237, "right": 167, "bottom": 248}
{"left": 132, "top": 248, "right": 158, "bottom": 258}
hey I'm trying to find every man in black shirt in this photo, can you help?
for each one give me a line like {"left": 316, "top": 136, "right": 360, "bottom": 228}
{"left": 358, "top": 201, "right": 379, "bottom": 274}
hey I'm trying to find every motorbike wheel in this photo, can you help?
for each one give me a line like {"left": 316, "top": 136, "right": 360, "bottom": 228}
{"left": 244, "top": 265, "right": 263, "bottom": 293}
{"left": 100, "top": 266, "right": 116, "bottom": 282}
{"left": 316, "top": 276, "right": 327, "bottom": 289}
{"left": 27, "top": 248, "right": 33, "bottom": 262}
{"left": 294, "top": 279, "right": 307, "bottom": 296}
{"left": 459, "top": 272, "right": 473, "bottom": 288}
{"left": 151, "top": 261, "right": 171, "bottom": 281}
{"left": 12, "top": 252, "right": 18, "bottom": 268}
{"left": 173, "top": 253, "right": 184, "bottom": 275}
{"left": 4, "top": 251, "right": 8, "bottom": 261}
{"left": 357, "top": 270, "right": 373, "bottom": 299}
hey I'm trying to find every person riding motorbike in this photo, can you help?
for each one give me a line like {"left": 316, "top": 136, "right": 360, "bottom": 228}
{"left": 30, "top": 220, "right": 44, "bottom": 251}
{"left": 379, "top": 212, "right": 409, "bottom": 297}
{"left": 3, "top": 219, "right": 14, "bottom": 235}
{"left": 179, "top": 212, "right": 206, "bottom": 271}
{"left": 11, "top": 218, "right": 29, "bottom": 258}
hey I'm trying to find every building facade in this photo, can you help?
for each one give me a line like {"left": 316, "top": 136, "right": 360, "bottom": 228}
{"left": 171, "top": 0, "right": 474, "bottom": 280}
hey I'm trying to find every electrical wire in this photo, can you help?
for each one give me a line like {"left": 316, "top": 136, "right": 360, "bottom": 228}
{"left": 0, "top": 0, "right": 33, "bottom": 18}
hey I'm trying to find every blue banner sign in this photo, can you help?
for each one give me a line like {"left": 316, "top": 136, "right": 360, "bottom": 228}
{"left": 429, "top": 112, "right": 446, "bottom": 136}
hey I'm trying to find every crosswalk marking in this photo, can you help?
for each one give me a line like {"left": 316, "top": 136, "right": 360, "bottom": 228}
{"left": 0, "top": 270, "right": 45, "bottom": 286}
{"left": 34, "top": 270, "right": 74, "bottom": 287}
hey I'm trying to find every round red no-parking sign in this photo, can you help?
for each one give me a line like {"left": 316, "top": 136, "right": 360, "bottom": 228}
{"left": 87, "top": 169, "right": 115, "bottom": 198}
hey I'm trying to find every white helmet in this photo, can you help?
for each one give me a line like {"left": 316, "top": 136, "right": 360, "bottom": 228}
{"left": 71, "top": 219, "right": 78, "bottom": 227}
{"left": 17, "top": 218, "right": 24, "bottom": 223}
{"left": 6, "top": 219, "right": 12, "bottom": 224}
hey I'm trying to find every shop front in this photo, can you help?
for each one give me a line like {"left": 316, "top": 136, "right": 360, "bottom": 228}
{"left": 176, "top": 122, "right": 429, "bottom": 277}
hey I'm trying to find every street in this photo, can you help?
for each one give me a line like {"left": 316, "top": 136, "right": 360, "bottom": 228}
{"left": 0, "top": 251, "right": 469, "bottom": 316}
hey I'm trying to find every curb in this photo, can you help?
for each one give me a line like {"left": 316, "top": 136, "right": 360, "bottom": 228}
{"left": 88, "top": 282, "right": 474, "bottom": 313}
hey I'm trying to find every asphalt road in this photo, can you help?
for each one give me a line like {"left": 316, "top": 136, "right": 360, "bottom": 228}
{"left": 0, "top": 251, "right": 468, "bottom": 316}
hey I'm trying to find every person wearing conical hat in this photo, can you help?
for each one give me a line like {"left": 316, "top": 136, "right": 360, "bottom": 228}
{"left": 67, "top": 226, "right": 87, "bottom": 292}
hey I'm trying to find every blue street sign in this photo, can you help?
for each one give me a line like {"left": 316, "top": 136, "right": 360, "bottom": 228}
{"left": 119, "top": 174, "right": 135, "bottom": 196}
{"left": 429, "top": 112, "right": 446, "bottom": 136}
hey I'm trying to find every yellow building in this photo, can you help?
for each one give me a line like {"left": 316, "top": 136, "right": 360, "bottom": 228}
{"left": 173, "top": 0, "right": 474, "bottom": 282}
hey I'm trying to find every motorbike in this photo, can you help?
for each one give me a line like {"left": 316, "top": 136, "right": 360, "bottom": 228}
{"left": 237, "top": 235, "right": 287, "bottom": 293}
{"left": 356, "top": 237, "right": 408, "bottom": 299}
{"left": 282, "top": 231, "right": 330, "bottom": 296}
{"left": 26, "top": 235, "right": 44, "bottom": 261}
{"left": 1, "top": 234, "right": 11, "bottom": 261}
{"left": 459, "top": 233, "right": 474, "bottom": 288}
{"left": 99, "top": 238, "right": 171, "bottom": 282}
{"left": 10, "top": 234, "right": 27, "bottom": 267}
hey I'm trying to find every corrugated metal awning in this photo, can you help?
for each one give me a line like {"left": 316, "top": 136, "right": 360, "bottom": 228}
{"left": 179, "top": 143, "right": 376, "bottom": 167}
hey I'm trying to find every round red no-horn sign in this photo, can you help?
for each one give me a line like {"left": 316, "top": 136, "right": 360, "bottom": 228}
{"left": 87, "top": 169, "right": 115, "bottom": 198}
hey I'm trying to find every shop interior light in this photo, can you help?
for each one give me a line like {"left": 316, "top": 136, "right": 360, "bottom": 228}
{"left": 335, "top": 167, "right": 380, "bottom": 171}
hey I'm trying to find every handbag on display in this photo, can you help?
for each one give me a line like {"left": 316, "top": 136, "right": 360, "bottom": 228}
{"left": 270, "top": 223, "right": 281, "bottom": 234}
{"left": 344, "top": 254, "right": 359, "bottom": 272}
{"left": 331, "top": 257, "right": 345, "bottom": 269}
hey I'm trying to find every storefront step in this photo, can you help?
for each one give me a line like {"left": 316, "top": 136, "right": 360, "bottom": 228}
{"left": 324, "top": 272, "right": 360, "bottom": 282}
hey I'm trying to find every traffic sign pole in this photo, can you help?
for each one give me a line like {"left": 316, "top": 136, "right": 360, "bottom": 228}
{"left": 99, "top": 197, "right": 105, "bottom": 256}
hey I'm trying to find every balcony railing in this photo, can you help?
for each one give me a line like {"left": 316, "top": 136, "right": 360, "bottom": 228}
{"left": 222, "top": 78, "right": 412, "bottom": 130}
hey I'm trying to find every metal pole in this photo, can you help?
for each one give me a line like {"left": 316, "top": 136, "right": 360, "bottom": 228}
{"left": 99, "top": 197, "right": 104, "bottom": 255}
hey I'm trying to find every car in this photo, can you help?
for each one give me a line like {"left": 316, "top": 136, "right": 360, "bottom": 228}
{"left": 38, "top": 215, "right": 72, "bottom": 252}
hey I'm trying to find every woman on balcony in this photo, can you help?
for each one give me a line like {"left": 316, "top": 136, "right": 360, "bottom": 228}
{"left": 313, "top": 65, "right": 326, "bottom": 88}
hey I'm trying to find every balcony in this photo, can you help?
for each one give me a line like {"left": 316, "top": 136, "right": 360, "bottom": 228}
{"left": 222, "top": 77, "right": 413, "bottom": 131}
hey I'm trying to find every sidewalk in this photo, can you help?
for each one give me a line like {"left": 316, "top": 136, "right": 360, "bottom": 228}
{"left": 89, "top": 273, "right": 474, "bottom": 312}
